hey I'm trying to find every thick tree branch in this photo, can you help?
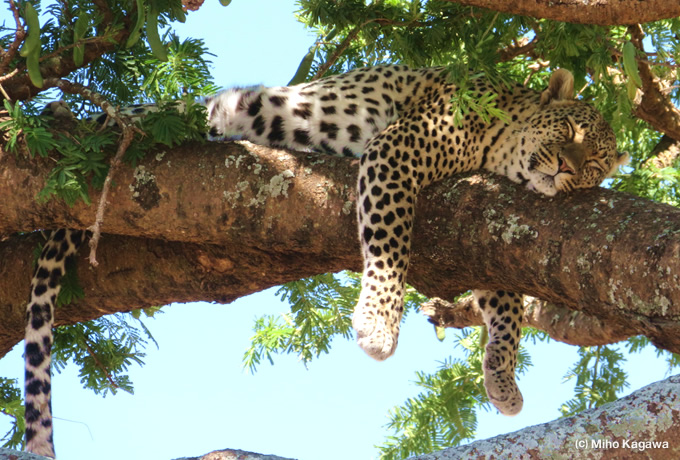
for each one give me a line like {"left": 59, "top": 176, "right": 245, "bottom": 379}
{"left": 408, "top": 375, "right": 680, "bottom": 459}
{"left": 444, "top": 0, "right": 680, "bottom": 25}
{"left": 2, "top": 141, "right": 680, "bottom": 359}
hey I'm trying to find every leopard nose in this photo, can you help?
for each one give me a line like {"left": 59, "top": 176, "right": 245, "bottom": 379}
{"left": 558, "top": 157, "right": 575, "bottom": 175}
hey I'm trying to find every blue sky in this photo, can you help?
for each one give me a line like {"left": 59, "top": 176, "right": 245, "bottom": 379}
{"left": 0, "top": 1, "right": 674, "bottom": 459}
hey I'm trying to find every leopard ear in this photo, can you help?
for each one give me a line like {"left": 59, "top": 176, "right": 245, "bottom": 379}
{"left": 608, "top": 151, "right": 630, "bottom": 176}
{"left": 540, "top": 69, "right": 574, "bottom": 106}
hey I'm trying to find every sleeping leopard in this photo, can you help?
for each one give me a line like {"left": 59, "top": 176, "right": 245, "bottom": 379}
{"left": 24, "top": 65, "right": 626, "bottom": 456}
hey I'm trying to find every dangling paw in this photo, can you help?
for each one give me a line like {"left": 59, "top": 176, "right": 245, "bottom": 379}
{"left": 483, "top": 342, "right": 523, "bottom": 415}
{"left": 483, "top": 369, "right": 523, "bottom": 416}
{"left": 352, "top": 297, "right": 399, "bottom": 361}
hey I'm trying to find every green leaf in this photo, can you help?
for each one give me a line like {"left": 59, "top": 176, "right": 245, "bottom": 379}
{"left": 26, "top": 53, "right": 43, "bottom": 88}
{"left": 73, "top": 13, "right": 90, "bottom": 66}
{"left": 622, "top": 41, "right": 642, "bottom": 88}
{"left": 19, "top": 3, "right": 40, "bottom": 58}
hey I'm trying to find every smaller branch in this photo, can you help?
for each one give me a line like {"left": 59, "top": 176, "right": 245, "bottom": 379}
{"left": 498, "top": 36, "right": 538, "bottom": 62}
{"left": 42, "top": 77, "right": 144, "bottom": 266}
{"left": 628, "top": 25, "right": 680, "bottom": 141}
{"left": 87, "top": 126, "right": 136, "bottom": 266}
{"left": 642, "top": 135, "right": 680, "bottom": 170}
{"left": 523, "top": 60, "right": 550, "bottom": 85}
{"left": 313, "top": 23, "right": 366, "bottom": 80}
{"left": 0, "top": 0, "right": 26, "bottom": 78}
{"left": 38, "top": 36, "right": 114, "bottom": 65}
{"left": 608, "top": 45, "right": 680, "bottom": 70}
{"left": 421, "top": 295, "right": 637, "bottom": 347}
{"left": 91, "top": 0, "right": 115, "bottom": 29}
{"left": 83, "top": 337, "right": 119, "bottom": 389}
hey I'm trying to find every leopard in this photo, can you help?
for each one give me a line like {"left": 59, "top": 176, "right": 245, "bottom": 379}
{"left": 23, "top": 65, "right": 626, "bottom": 456}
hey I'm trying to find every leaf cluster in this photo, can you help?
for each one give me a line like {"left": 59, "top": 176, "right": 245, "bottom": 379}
{"left": 559, "top": 345, "right": 628, "bottom": 417}
{"left": 243, "top": 272, "right": 357, "bottom": 372}
{"left": 51, "top": 312, "right": 158, "bottom": 397}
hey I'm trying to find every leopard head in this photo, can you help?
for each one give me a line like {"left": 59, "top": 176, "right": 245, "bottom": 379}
{"left": 518, "top": 69, "right": 628, "bottom": 196}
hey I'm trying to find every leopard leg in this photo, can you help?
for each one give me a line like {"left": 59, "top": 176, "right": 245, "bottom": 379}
{"left": 473, "top": 289, "right": 524, "bottom": 416}
{"left": 25, "top": 229, "right": 86, "bottom": 457}
{"left": 352, "top": 123, "right": 418, "bottom": 361}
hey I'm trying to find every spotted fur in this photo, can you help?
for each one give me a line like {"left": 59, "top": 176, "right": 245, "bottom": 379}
{"left": 24, "top": 229, "right": 86, "bottom": 457}
{"left": 25, "top": 65, "right": 626, "bottom": 456}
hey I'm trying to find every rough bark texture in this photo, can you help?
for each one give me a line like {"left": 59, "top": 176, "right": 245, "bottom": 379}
{"left": 408, "top": 374, "right": 680, "bottom": 459}
{"left": 421, "top": 296, "right": 637, "bottom": 347}
{"left": 173, "top": 449, "right": 295, "bottom": 460}
{"left": 643, "top": 135, "right": 680, "bottom": 170}
{"left": 2, "top": 140, "right": 680, "bottom": 360}
{"left": 629, "top": 25, "right": 680, "bottom": 141}
{"left": 446, "top": 0, "right": 680, "bottom": 25}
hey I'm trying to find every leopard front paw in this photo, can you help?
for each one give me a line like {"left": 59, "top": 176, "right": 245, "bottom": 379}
{"left": 483, "top": 342, "right": 512, "bottom": 373}
{"left": 484, "top": 369, "right": 524, "bottom": 416}
{"left": 352, "top": 299, "right": 399, "bottom": 361}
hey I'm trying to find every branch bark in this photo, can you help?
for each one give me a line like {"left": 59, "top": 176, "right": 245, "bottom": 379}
{"left": 2, "top": 140, "right": 680, "bottom": 360}
{"left": 629, "top": 25, "right": 680, "bottom": 141}
{"left": 421, "top": 296, "right": 637, "bottom": 347}
{"left": 408, "top": 374, "right": 680, "bottom": 459}
{"left": 643, "top": 135, "right": 680, "bottom": 170}
{"left": 444, "top": 0, "right": 680, "bottom": 25}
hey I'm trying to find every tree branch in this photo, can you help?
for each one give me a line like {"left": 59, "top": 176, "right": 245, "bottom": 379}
{"left": 628, "top": 25, "right": 680, "bottom": 140}
{"left": 443, "top": 0, "right": 680, "bottom": 25}
{"left": 408, "top": 375, "right": 680, "bottom": 459}
{"left": 2, "top": 141, "right": 680, "bottom": 359}
{"left": 421, "top": 296, "right": 637, "bottom": 347}
{"left": 643, "top": 135, "right": 680, "bottom": 170}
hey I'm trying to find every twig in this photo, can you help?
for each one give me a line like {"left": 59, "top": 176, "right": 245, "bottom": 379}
{"left": 523, "top": 60, "right": 550, "bottom": 85}
{"left": 38, "top": 35, "right": 113, "bottom": 64}
{"left": 0, "top": 0, "right": 27, "bottom": 79}
{"left": 312, "top": 23, "right": 367, "bottom": 80}
{"left": 84, "top": 337, "right": 119, "bottom": 389}
{"left": 498, "top": 35, "right": 538, "bottom": 62}
{"left": 42, "top": 77, "right": 144, "bottom": 266}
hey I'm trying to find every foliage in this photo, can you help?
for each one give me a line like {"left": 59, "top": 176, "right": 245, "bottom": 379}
{"left": 243, "top": 272, "right": 426, "bottom": 371}
{"left": 51, "top": 313, "right": 159, "bottom": 397}
{"left": 0, "top": 378, "right": 24, "bottom": 450}
{"left": 379, "top": 328, "right": 531, "bottom": 459}
{"left": 559, "top": 345, "right": 628, "bottom": 417}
